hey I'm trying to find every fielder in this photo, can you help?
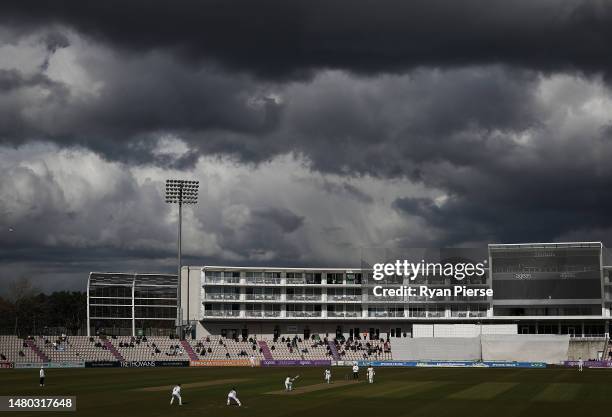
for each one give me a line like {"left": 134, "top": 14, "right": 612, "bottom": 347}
{"left": 39, "top": 367, "right": 45, "bottom": 387}
{"left": 227, "top": 387, "right": 242, "bottom": 406}
{"left": 352, "top": 363, "right": 359, "bottom": 380}
{"left": 324, "top": 368, "right": 332, "bottom": 384}
{"left": 578, "top": 357, "right": 583, "bottom": 372}
{"left": 284, "top": 375, "right": 299, "bottom": 391}
{"left": 170, "top": 384, "right": 182, "bottom": 406}
{"left": 249, "top": 354, "right": 256, "bottom": 367}
{"left": 367, "top": 365, "right": 375, "bottom": 384}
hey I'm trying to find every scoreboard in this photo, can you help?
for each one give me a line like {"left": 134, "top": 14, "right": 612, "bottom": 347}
{"left": 490, "top": 246, "right": 601, "bottom": 300}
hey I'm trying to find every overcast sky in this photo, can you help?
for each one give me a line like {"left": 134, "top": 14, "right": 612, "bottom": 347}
{"left": 1, "top": 0, "right": 612, "bottom": 293}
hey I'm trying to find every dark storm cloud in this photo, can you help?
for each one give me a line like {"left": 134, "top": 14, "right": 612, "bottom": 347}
{"left": 284, "top": 68, "right": 540, "bottom": 178}
{"left": 392, "top": 130, "right": 612, "bottom": 246}
{"left": 40, "top": 31, "right": 70, "bottom": 70}
{"left": 253, "top": 208, "right": 304, "bottom": 233}
{"left": 0, "top": 69, "right": 64, "bottom": 92}
{"left": 3, "top": 0, "right": 612, "bottom": 294}
{"left": 1, "top": 0, "right": 612, "bottom": 78}
{"left": 41, "top": 31, "right": 69, "bottom": 53}
{"left": 0, "top": 46, "right": 287, "bottom": 165}
{"left": 314, "top": 180, "right": 373, "bottom": 204}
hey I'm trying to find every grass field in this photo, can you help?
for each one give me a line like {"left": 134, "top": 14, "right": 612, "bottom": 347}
{"left": 0, "top": 366, "right": 607, "bottom": 417}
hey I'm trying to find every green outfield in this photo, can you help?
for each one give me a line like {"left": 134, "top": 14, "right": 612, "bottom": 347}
{"left": 0, "top": 366, "right": 607, "bottom": 417}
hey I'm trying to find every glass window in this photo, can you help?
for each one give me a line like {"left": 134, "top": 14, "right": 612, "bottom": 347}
{"left": 327, "top": 273, "right": 344, "bottom": 284}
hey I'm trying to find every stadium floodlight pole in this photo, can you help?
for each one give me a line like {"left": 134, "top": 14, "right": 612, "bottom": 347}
{"left": 165, "top": 179, "right": 199, "bottom": 339}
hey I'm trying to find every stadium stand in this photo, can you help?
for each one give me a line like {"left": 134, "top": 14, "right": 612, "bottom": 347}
{"left": 2, "top": 332, "right": 585, "bottom": 364}
{"left": 265, "top": 337, "right": 329, "bottom": 360}
{"left": 102, "top": 338, "right": 124, "bottom": 361}
{"left": 34, "top": 336, "right": 117, "bottom": 362}
{"left": 179, "top": 340, "right": 199, "bottom": 361}
{"left": 185, "top": 336, "right": 266, "bottom": 360}
{"left": 181, "top": 334, "right": 392, "bottom": 361}
{"left": 331, "top": 338, "right": 392, "bottom": 361}
{"left": 24, "top": 339, "right": 49, "bottom": 362}
{"left": 327, "top": 340, "right": 340, "bottom": 360}
{"left": 0, "top": 333, "right": 394, "bottom": 363}
{"left": 258, "top": 341, "right": 273, "bottom": 360}
{"left": 0, "top": 335, "right": 42, "bottom": 363}
{"left": 112, "top": 336, "right": 190, "bottom": 361}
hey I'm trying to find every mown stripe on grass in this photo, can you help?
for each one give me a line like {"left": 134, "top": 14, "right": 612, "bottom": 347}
{"left": 136, "top": 378, "right": 249, "bottom": 392}
{"left": 492, "top": 382, "right": 547, "bottom": 402}
{"left": 265, "top": 380, "right": 361, "bottom": 395}
{"left": 534, "top": 383, "right": 581, "bottom": 402}
{"left": 448, "top": 382, "right": 517, "bottom": 400}
{"left": 363, "top": 380, "right": 448, "bottom": 398}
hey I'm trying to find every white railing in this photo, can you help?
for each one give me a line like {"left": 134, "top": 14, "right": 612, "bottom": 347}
{"left": 246, "top": 278, "right": 282, "bottom": 285}
{"left": 204, "top": 310, "right": 240, "bottom": 317}
{"left": 286, "top": 311, "right": 322, "bottom": 318}
{"left": 205, "top": 278, "right": 241, "bottom": 284}
{"left": 329, "top": 295, "right": 361, "bottom": 301}
{"left": 245, "top": 295, "right": 281, "bottom": 301}
{"left": 286, "top": 295, "right": 322, "bottom": 301}
{"left": 206, "top": 294, "right": 240, "bottom": 300}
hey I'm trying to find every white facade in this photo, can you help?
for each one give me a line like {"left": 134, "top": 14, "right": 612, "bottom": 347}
{"left": 181, "top": 266, "right": 490, "bottom": 321}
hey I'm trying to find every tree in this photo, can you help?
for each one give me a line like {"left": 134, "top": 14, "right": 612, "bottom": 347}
{"left": 0, "top": 281, "right": 87, "bottom": 336}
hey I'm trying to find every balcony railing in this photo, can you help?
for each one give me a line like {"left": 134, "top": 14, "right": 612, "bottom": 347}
{"left": 286, "top": 295, "right": 322, "bottom": 301}
{"left": 367, "top": 295, "right": 405, "bottom": 302}
{"left": 286, "top": 278, "right": 322, "bottom": 285}
{"left": 368, "top": 311, "right": 404, "bottom": 318}
{"left": 204, "top": 310, "right": 241, "bottom": 317}
{"left": 328, "top": 311, "right": 362, "bottom": 318}
{"left": 329, "top": 295, "right": 361, "bottom": 301}
{"left": 246, "top": 311, "right": 263, "bottom": 317}
{"left": 246, "top": 278, "right": 282, "bottom": 285}
{"left": 206, "top": 294, "right": 240, "bottom": 300}
{"left": 286, "top": 311, "right": 322, "bottom": 318}
{"left": 263, "top": 311, "right": 281, "bottom": 317}
{"left": 205, "top": 278, "right": 240, "bottom": 284}
{"left": 245, "top": 295, "right": 281, "bottom": 301}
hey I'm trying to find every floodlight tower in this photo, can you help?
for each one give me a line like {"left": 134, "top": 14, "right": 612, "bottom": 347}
{"left": 165, "top": 179, "right": 199, "bottom": 338}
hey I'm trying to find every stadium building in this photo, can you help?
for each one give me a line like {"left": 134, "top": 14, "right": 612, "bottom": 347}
{"left": 87, "top": 273, "right": 178, "bottom": 336}
{"left": 87, "top": 242, "right": 612, "bottom": 340}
